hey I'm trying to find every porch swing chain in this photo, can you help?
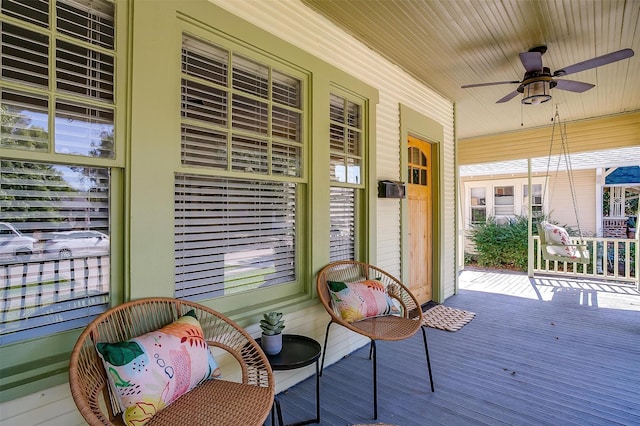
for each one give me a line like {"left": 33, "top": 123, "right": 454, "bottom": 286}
{"left": 543, "top": 107, "right": 585, "bottom": 240}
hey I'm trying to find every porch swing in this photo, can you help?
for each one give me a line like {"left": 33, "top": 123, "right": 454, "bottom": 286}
{"left": 536, "top": 108, "right": 591, "bottom": 264}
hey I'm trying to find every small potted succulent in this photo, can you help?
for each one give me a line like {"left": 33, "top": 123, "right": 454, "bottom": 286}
{"left": 260, "top": 311, "right": 285, "bottom": 355}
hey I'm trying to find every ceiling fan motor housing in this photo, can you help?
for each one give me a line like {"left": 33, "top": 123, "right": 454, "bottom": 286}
{"left": 517, "top": 67, "right": 557, "bottom": 93}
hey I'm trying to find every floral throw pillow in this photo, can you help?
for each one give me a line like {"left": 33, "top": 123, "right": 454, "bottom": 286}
{"left": 96, "top": 310, "right": 222, "bottom": 426}
{"left": 541, "top": 221, "right": 579, "bottom": 258}
{"left": 542, "top": 222, "right": 589, "bottom": 260}
{"left": 328, "top": 279, "right": 401, "bottom": 323}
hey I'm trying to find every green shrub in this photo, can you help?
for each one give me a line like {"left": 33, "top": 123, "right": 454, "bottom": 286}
{"left": 468, "top": 216, "right": 529, "bottom": 270}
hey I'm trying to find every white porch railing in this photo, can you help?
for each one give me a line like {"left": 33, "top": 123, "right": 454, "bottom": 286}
{"left": 533, "top": 235, "right": 639, "bottom": 284}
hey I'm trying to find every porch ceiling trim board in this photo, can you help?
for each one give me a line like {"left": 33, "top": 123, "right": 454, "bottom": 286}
{"left": 458, "top": 111, "right": 640, "bottom": 165}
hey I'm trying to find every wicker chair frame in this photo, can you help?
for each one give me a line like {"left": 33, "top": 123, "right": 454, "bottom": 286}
{"left": 316, "top": 261, "right": 434, "bottom": 419}
{"left": 69, "top": 297, "right": 274, "bottom": 426}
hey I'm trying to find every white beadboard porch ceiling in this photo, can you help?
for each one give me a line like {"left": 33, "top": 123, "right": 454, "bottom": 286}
{"left": 302, "top": 0, "right": 640, "bottom": 141}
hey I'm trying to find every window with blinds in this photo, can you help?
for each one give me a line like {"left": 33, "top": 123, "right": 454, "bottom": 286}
{"left": 0, "top": 161, "right": 110, "bottom": 345}
{"left": 175, "top": 175, "right": 296, "bottom": 301}
{"left": 330, "top": 187, "right": 356, "bottom": 261}
{"left": 329, "top": 93, "right": 362, "bottom": 184}
{"left": 0, "top": 0, "right": 115, "bottom": 346}
{"left": 176, "top": 33, "right": 305, "bottom": 301}
{"left": 1, "top": 0, "right": 115, "bottom": 158}
{"left": 328, "top": 91, "right": 364, "bottom": 261}
{"left": 180, "top": 35, "right": 303, "bottom": 177}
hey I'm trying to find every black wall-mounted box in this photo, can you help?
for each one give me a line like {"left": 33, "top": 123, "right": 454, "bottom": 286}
{"left": 378, "top": 180, "right": 406, "bottom": 198}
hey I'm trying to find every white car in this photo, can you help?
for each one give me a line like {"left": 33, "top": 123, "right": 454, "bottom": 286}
{"left": 0, "top": 222, "right": 37, "bottom": 262}
{"left": 44, "top": 230, "right": 110, "bottom": 259}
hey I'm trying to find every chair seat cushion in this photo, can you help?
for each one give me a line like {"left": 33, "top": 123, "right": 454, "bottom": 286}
{"left": 328, "top": 279, "right": 401, "bottom": 323}
{"left": 96, "top": 310, "right": 222, "bottom": 426}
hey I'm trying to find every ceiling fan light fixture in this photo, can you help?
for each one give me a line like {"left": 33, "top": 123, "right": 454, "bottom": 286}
{"left": 522, "top": 80, "right": 552, "bottom": 105}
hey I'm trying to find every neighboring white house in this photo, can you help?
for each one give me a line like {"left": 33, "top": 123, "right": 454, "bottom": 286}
{"left": 459, "top": 152, "right": 640, "bottom": 257}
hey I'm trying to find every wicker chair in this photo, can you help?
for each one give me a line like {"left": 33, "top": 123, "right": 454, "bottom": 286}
{"left": 69, "top": 297, "right": 274, "bottom": 426}
{"left": 316, "top": 261, "right": 434, "bottom": 419}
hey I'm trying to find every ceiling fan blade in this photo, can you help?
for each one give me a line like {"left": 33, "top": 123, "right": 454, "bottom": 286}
{"left": 461, "top": 80, "right": 520, "bottom": 89}
{"left": 519, "top": 51, "right": 543, "bottom": 72}
{"left": 553, "top": 48, "right": 634, "bottom": 76}
{"left": 554, "top": 79, "right": 595, "bottom": 93}
{"left": 496, "top": 90, "right": 520, "bottom": 103}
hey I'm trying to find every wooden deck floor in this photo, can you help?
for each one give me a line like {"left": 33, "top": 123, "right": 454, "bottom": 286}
{"left": 269, "top": 269, "right": 640, "bottom": 426}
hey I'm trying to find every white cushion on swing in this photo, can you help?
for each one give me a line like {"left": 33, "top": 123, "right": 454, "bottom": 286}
{"left": 541, "top": 221, "right": 586, "bottom": 260}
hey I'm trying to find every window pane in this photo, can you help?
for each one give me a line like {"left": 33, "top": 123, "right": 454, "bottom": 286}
{"left": 182, "top": 37, "right": 228, "bottom": 85}
{"left": 330, "top": 187, "right": 355, "bottom": 261}
{"left": 494, "top": 186, "right": 514, "bottom": 205}
{"left": 411, "top": 167, "right": 420, "bottom": 184}
{"left": 181, "top": 125, "right": 228, "bottom": 169}
{"left": 2, "top": 0, "right": 48, "bottom": 28}
{"left": 272, "top": 70, "right": 301, "bottom": 108}
{"left": 181, "top": 79, "right": 228, "bottom": 126}
{"left": 231, "top": 135, "right": 268, "bottom": 174}
{"left": 56, "top": 40, "right": 114, "bottom": 102}
{"left": 272, "top": 106, "right": 301, "bottom": 142}
{"left": 1, "top": 88, "right": 49, "bottom": 151}
{"left": 329, "top": 123, "right": 344, "bottom": 152}
{"left": 1, "top": 22, "right": 49, "bottom": 87}
{"left": 471, "top": 208, "right": 486, "bottom": 224}
{"left": 175, "top": 175, "right": 296, "bottom": 301}
{"left": 232, "top": 55, "right": 268, "bottom": 99}
{"left": 330, "top": 154, "right": 345, "bottom": 183}
{"left": 329, "top": 94, "right": 344, "bottom": 123}
{"left": 0, "top": 160, "right": 110, "bottom": 345}
{"left": 272, "top": 142, "right": 302, "bottom": 177}
{"left": 55, "top": 100, "right": 115, "bottom": 157}
{"left": 346, "top": 101, "right": 359, "bottom": 128}
{"left": 231, "top": 95, "right": 268, "bottom": 134}
{"left": 346, "top": 157, "right": 361, "bottom": 185}
{"left": 347, "top": 128, "right": 360, "bottom": 156}
{"left": 470, "top": 187, "right": 486, "bottom": 206}
{"left": 56, "top": 0, "right": 114, "bottom": 49}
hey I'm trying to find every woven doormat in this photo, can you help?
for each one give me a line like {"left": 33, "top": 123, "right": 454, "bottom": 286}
{"left": 422, "top": 304, "right": 476, "bottom": 332}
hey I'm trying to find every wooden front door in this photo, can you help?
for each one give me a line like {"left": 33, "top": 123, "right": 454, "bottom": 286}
{"left": 407, "top": 136, "right": 433, "bottom": 304}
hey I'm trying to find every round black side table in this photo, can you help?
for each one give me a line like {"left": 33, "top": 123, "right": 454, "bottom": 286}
{"left": 257, "top": 334, "right": 321, "bottom": 426}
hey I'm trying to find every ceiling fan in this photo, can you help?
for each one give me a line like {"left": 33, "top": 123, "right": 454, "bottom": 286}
{"left": 461, "top": 46, "right": 635, "bottom": 105}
